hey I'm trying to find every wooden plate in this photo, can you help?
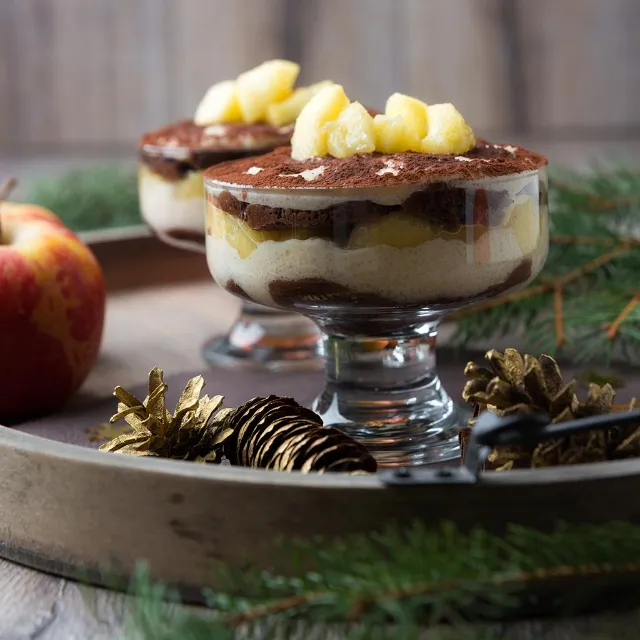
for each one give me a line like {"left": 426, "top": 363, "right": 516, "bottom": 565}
{"left": 1, "top": 228, "right": 639, "bottom": 598}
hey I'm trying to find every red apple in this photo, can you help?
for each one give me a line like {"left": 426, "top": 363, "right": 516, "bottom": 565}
{"left": 0, "top": 198, "right": 106, "bottom": 423}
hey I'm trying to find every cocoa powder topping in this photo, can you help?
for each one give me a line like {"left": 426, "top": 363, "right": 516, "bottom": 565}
{"left": 204, "top": 140, "right": 548, "bottom": 189}
{"left": 138, "top": 119, "right": 293, "bottom": 152}
{"left": 138, "top": 119, "right": 293, "bottom": 180}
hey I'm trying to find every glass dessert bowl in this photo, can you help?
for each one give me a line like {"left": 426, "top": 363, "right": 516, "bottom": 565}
{"left": 203, "top": 143, "right": 549, "bottom": 466}
{"left": 203, "top": 83, "right": 549, "bottom": 466}
{"left": 136, "top": 60, "right": 325, "bottom": 372}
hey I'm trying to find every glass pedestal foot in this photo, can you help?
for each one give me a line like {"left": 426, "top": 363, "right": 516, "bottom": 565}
{"left": 311, "top": 325, "right": 467, "bottom": 467}
{"left": 202, "top": 301, "right": 324, "bottom": 372}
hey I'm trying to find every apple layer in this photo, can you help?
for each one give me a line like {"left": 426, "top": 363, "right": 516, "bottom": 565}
{"left": 205, "top": 201, "right": 548, "bottom": 308}
{"left": 138, "top": 164, "right": 206, "bottom": 240}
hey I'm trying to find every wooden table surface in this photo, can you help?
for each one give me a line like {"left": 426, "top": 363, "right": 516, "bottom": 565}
{"left": 1, "top": 231, "right": 637, "bottom": 639}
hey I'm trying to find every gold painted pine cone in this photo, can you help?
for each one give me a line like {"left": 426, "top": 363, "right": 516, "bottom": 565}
{"left": 461, "top": 349, "right": 640, "bottom": 470}
{"left": 462, "top": 348, "right": 615, "bottom": 423}
{"left": 100, "top": 370, "right": 377, "bottom": 474}
{"left": 223, "top": 395, "right": 377, "bottom": 474}
{"left": 99, "top": 368, "right": 233, "bottom": 463}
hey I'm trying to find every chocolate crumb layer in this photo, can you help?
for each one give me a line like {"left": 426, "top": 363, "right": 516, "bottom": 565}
{"left": 138, "top": 119, "right": 293, "bottom": 181}
{"left": 211, "top": 183, "right": 511, "bottom": 233}
{"left": 266, "top": 259, "right": 533, "bottom": 312}
{"left": 141, "top": 147, "right": 276, "bottom": 181}
{"left": 204, "top": 140, "right": 548, "bottom": 190}
{"left": 139, "top": 119, "right": 293, "bottom": 152}
{"left": 161, "top": 228, "right": 206, "bottom": 246}
{"left": 226, "top": 279, "right": 253, "bottom": 302}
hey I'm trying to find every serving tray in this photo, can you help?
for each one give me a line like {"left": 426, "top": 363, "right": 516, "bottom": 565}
{"left": 2, "top": 227, "right": 639, "bottom": 597}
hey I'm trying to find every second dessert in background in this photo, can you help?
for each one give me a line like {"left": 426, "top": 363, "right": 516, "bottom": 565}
{"left": 137, "top": 60, "right": 330, "bottom": 371}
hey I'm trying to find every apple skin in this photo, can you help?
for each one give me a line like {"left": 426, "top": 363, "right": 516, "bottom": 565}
{"left": 0, "top": 202, "right": 106, "bottom": 423}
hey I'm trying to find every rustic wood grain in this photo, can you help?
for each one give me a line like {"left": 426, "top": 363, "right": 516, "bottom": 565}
{"left": 402, "top": 0, "right": 513, "bottom": 133}
{"left": 0, "top": 548, "right": 639, "bottom": 640}
{"left": 4, "top": 0, "right": 59, "bottom": 147}
{"left": 518, "top": 0, "right": 640, "bottom": 132}
{"left": 297, "top": 0, "right": 399, "bottom": 109}
{"left": 0, "top": 560, "right": 127, "bottom": 639}
{"left": 0, "top": 1, "right": 15, "bottom": 150}
{"left": 170, "top": 0, "right": 287, "bottom": 123}
{"left": 111, "top": 0, "right": 174, "bottom": 143}
{"left": 3, "top": 0, "right": 640, "bottom": 152}
{"left": 46, "top": 0, "right": 117, "bottom": 145}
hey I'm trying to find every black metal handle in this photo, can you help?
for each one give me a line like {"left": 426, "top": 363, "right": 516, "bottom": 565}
{"left": 380, "top": 408, "right": 640, "bottom": 487}
{"left": 471, "top": 409, "right": 640, "bottom": 448}
{"left": 462, "top": 408, "right": 640, "bottom": 477}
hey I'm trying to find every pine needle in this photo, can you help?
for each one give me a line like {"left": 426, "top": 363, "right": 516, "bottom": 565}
{"left": 21, "top": 165, "right": 142, "bottom": 232}
{"left": 452, "top": 163, "right": 640, "bottom": 365}
{"left": 122, "top": 521, "right": 640, "bottom": 638}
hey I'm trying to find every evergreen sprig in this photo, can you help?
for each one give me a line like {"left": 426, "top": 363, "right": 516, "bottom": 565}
{"left": 122, "top": 521, "right": 640, "bottom": 639}
{"left": 451, "top": 164, "right": 640, "bottom": 366}
{"left": 22, "top": 165, "right": 142, "bottom": 232}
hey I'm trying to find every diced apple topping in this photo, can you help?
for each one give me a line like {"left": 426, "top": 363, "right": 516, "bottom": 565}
{"left": 385, "top": 93, "right": 429, "bottom": 138}
{"left": 290, "top": 84, "right": 351, "bottom": 160}
{"left": 348, "top": 212, "right": 436, "bottom": 249}
{"left": 422, "top": 103, "right": 476, "bottom": 155}
{"left": 505, "top": 195, "right": 540, "bottom": 254}
{"left": 373, "top": 114, "right": 423, "bottom": 154}
{"left": 290, "top": 86, "right": 476, "bottom": 158}
{"left": 325, "top": 102, "right": 376, "bottom": 158}
{"left": 235, "top": 59, "right": 300, "bottom": 123}
{"left": 266, "top": 80, "right": 335, "bottom": 126}
{"left": 194, "top": 80, "right": 243, "bottom": 126}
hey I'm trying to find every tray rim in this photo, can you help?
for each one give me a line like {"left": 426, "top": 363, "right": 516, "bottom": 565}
{"left": 3, "top": 423, "right": 640, "bottom": 488}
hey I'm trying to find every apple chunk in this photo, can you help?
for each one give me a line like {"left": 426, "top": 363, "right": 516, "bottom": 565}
{"left": 194, "top": 80, "right": 243, "bottom": 125}
{"left": 373, "top": 114, "right": 423, "bottom": 154}
{"left": 325, "top": 102, "right": 376, "bottom": 158}
{"left": 236, "top": 59, "right": 300, "bottom": 123}
{"left": 422, "top": 103, "right": 475, "bottom": 155}
{"left": 385, "top": 93, "right": 429, "bottom": 138}
{"left": 349, "top": 212, "right": 436, "bottom": 249}
{"left": 290, "top": 84, "right": 351, "bottom": 160}
{"left": 266, "top": 80, "right": 335, "bottom": 126}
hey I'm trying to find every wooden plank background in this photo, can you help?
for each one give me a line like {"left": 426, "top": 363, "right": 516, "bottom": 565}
{"left": 0, "top": 0, "right": 638, "bottom": 159}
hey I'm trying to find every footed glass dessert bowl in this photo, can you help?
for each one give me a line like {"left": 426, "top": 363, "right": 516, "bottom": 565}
{"left": 136, "top": 60, "right": 324, "bottom": 372}
{"left": 203, "top": 142, "right": 549, "bottom": 466}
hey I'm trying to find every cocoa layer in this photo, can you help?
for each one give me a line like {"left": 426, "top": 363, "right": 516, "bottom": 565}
{"left": 226, "top": 279, "right": 254, "bottom": 303}
{"left": 203, "top": 140, "right": 548, "bottom": 190}
{"left": 138, "top": 119, "right": 293, "bottom": 181}
{"left": 140, "top": 147, "right": 276, "bottom": 181}
{"left": 160, "top": 228, "right": 206, "bottom": 245}
{"left": 212, "top": 183, "right": 512, "bottom": 234}
{"left": 264, "top": 259, "right": 532, "bottom": 311}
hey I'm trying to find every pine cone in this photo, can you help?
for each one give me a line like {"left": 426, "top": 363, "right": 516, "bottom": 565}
{"left": 100, "top": 368, "right": 233, "bottom": 463}
{"left": 461, "top": 349, "right": 625, "bottom": 470}
{"left": 462, "top": 348, "right": 615, "bottom": 423}
{"left": 223, "top": 396, "right": 377, "bottom": 474}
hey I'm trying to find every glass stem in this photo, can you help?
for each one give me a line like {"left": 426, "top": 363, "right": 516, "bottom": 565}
{"left": 312, "top": 320, "right": 461, "bottom": 465}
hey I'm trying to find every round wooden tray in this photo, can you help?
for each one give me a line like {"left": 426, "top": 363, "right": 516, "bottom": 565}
{"left": 2, "top": 229, "right": 639, "bottom": 599}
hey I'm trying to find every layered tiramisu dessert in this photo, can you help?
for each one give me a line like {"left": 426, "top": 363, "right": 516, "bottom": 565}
{"left": 202, "top": 84, "right": 549, "bottom": 465}
{"left": 204, "top": 86, "right": 548, "bottom": 317}
{"left": 137, "top": 60, "right": 341, "bottom": 372}
{"left": 137, "top": 59, "right": 333, "bottom": 251}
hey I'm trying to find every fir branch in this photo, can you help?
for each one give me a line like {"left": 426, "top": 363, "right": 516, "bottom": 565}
{"left": 21, "top": 165, "right": 141, "bottom": 232}
{"left": 451, "top": 164, "right": 640, "bottom": 365}
{"left": 607, "top": 292, "right": 640, "bottom": 340}
{"left": 123, "top": 521, "right": 640, "bottom": 639}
